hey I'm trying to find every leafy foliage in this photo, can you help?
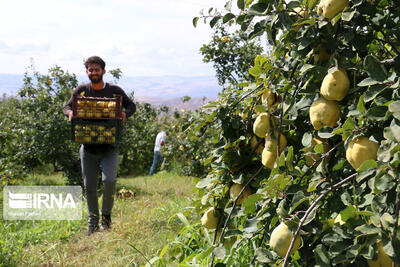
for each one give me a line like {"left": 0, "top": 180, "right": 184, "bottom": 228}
{"left": 156, "top": 0, "right": 400, "bottom": 266}
{"left": 0, "top": 65, "right": 81, "bottom": 185}
{"left": 200, "top": 26, "right": 263, "bottom": 86}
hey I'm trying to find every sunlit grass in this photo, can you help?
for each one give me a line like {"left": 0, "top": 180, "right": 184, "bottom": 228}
{"left": 1, "top": 170, "right": 198, "bottom": 266}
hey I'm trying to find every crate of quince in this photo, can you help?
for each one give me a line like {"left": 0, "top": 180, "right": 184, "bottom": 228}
{"left": 72, "top": 94, "right": 122, "bottom": 119}
{"left": 71, "top": 119, "right": 121, "bottom": 144}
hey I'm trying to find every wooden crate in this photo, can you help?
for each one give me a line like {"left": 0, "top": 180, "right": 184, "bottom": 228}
{"left": 72, "top": 94, "right": 122, "bottom": 120}
{"left": 71, "top": 118, "right": 122, "bottom": 144}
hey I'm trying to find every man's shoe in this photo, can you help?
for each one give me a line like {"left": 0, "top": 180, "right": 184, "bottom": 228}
{"left": 86, "top": 224, "right": 99, "bottom": 236}
{"left": 101, "top": 214, "right": 112, "bottom": 230}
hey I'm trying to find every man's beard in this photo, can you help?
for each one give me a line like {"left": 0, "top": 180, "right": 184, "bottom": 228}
{"left": 89, "top": 74, "right": 103, "bottom": 83}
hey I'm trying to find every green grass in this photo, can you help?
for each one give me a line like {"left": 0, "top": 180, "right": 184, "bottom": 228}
{"left": 0, "top": 170, "right": 198, "bottom": 266}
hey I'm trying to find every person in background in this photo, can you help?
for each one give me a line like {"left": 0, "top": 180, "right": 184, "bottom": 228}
{"left": 148, "top": 131, "right": 168, "bottom": 176}
{"left": 63, "top": 56, "right": 136, "bottom": 235}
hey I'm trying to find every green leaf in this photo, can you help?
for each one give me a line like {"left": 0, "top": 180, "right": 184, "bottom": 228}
{"left": 358, "top": 77, "right": 381, "bottom": 87}
{"left": 318, "top": 128, "right": 335, "bottom": 139}
{"left": 299, "top": 64, "right": 315, "bottom": 74}
{"left": 210, "top": 16, "right": 221, "bottom": 28}
{"left": 357, "top": 160, "right": 377, "bottom": 172}
{"left": 242, "top": 193, "right": 263, "bottom": 215}
{"left": 175, "top": 212, "right": 190, "bottom": 227}
{"left": 204, "top": 155, "right": 214, "bottom": 165}
{"left": 237, "top": 0, "right": 245, "bottom": 10}
{"left": 357, "top": 210, "right": 374, "bottom": 217}
{"left": 366, "top": 106, "right": 388, "bottom": 121}
{"left": 254, "top": 248, "right": 273, "bottom": 263}
{"left": 224, "top": 0, "right": 233, "bottom": 11}
{"left": 249, "top": 3, "right": 268, "bottom": 15}
{"left": 356, "top": 169, "right": 376, "bottom": 183}
{"left": 389, "top": 101, "right": 400, "bottom": 120}
{"left": 364, "top": 84, "right": 386, "bottom": 102}
{"left": 358, "top": 95, "right": 366, "bottom": 113}
{"left": 343, "top": 117, "right": 356, "bottom": 131}
{"left": 303, "top": 205, "right": 318, "bottom": 225}
{"left": 289, "top": 191, "right": 308, "bottom": 214}
{"left": 390, "top": 238, "right": 400, "bottom": 262}
{"left": 314, "top": 143, "right": 325, "bottom": 154}
{"left": 341, "top": 10, "right": 356, "bottom": 21}
{"left": 193, "top": 17, "right": 199, "bottom": 27}
{"left": 381, "top": 213, "right": 395, "bottom": 229}
{"left": 354, "top": 224, "right": 380, "bottom": 235}
{"left": 314, "top": 244, "right": 330, "bottom": 266}
{"left": 383, "top": 123, "right": 400, "bottom": 142}
{"left": 340, "top": 205, "right": 357, "bottom": 221}
{"left": 364, "top": 55, "right": 388, "bottom": 82}
{"left": 340, "top": 192, "right": 352, "bottom": 206}
{"left": 196, "top": 246, "right": 214, "bottom": 261}
{"left": 302, "top": 132, "right": 312, "bottom": 146}
{"left": 243, "top": 217, "right": 259, "bottom": 233}
{"left": 307, "top": 177, "right": 325, "bottom": 192}
{"left": 306, "top": 0, "right": 319, "bottom": 8}
{"left": 223, "top": 13, "right": 235, "bottom": 23}
{"left": 249, "top": 66, "right": 262, "bottom": 77}
{"left": 254, "top": 105, "right": 266, "bottom": 113}
{"left": 286, "top": 146, "right": 294, "bottom": 171}
{"left": 375, "top": 174, "right": 395, "bottom": 192}
{"left": 196, "top": 177, "right": 215, "bottom": 188}
{"left": 332, "top": 160, "right": 346, "bottom": 171}
{"left": 277, "top": 199, "right": 289, "bottom": 219}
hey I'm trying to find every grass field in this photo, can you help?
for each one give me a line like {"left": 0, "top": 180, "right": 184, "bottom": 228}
{"left": 0, "top": 171, "right": 199, "bottom": 266}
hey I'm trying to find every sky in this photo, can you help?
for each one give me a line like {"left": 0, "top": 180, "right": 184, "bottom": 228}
{"left": 0, "top": 0, "right": 227, "bottom": 77}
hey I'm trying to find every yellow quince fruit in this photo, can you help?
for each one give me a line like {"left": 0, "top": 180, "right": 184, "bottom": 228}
{"left": 262, "top": 89, "right": 282, "bottom": 109}
{"left": 220, "top": 36, "right": 231, "bottom": 43}
{"left": 251, "top": 136, "right": 264, "bottom": 154}
{"left": 320, "top": 69, "right": 350, "bottom": 101}
{"left": 346, "top": 136, "right": 379, "bottom": 170}
{"left": 253, "top": 113, "right": 271, "bottom": 138}
{"left": 262, "top": 150, "right": 277, "bottom": 169}
{"left": 290, "top": 7, "right": 309, "bottom": 31}
{"left": 261, "top": 132, "right": 287, "bottom": 169}
{"left": 310, "top": 97, "right": 340, "bottom": 130}
{"left": 269, "top": 222, "right": 302, "bottom": 258}
{"left": 304, "top": 136, "right": 331, "bottom": 166}
{"left": 334, "top": 214, "right": 346, "bottom": 225}
{"left": 229, "top": 183, "right": 252, "bottom": 205}
{"left": 317, "top": 0, "right": 349, "bottom": 20}
{"left": 265, "top": 132, "right": 287, "bottom": 154}
{"left": 201, "top": 207, "right": 218, "bottom": 229}
{"left": 314, "top": 46, "right": 331, "bottom": 63}
{"left": 367, "top": 240, "right": 398, "bottom": 267}
{"left": 216, "top": 230, "right": 237, "bottom": 247}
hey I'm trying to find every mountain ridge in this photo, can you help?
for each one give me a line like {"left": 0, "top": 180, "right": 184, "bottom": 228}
{"left": 0, "top": 73, "right": 220, "bottom": 110}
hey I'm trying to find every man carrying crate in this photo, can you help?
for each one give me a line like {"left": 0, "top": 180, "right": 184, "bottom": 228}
{"left": 63, "top": 56, "right": 136, "bottom": 235}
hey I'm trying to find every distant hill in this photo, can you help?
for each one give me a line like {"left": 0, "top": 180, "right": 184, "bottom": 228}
{"left": 117, "top": 75, "right": 220, "bottom": 99}
{"left": 0, "top": 74, "right": 24, "bottom": 96}
{"left": 0, "top": 74, "right": 220, "bottom": 109}
{"left": 135, "top": 95, "right": 215, "bottom": 112}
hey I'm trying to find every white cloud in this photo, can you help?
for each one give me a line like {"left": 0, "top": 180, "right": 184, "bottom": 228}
{"left": 0, "top": 0, "right": 227, "bottom": 76}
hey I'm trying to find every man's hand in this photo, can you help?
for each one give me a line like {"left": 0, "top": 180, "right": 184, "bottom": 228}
{"left": 121, "top": 112, "right": 126, "bottom": 125}
{"left": 68, "top": 110, "right": 73, "bottom": 121}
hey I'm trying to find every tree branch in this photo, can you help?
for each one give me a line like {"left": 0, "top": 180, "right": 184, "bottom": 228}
{"left": 250, "top": 225, "right": 268, "bottom": 266}
{"left": 392, "top": 182, "right": 400, "bottom": 239}
{"left": 282, "top": 173, "right": 357, "bottom": 267}
{"left": 298, "top": 140, "right": 344, "bottom": 184}
{"left": 210, "top": 165, "right": 264, "bottom": 267}
{"left": 231, "top": 82, "right": 264, "bottom": 110}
